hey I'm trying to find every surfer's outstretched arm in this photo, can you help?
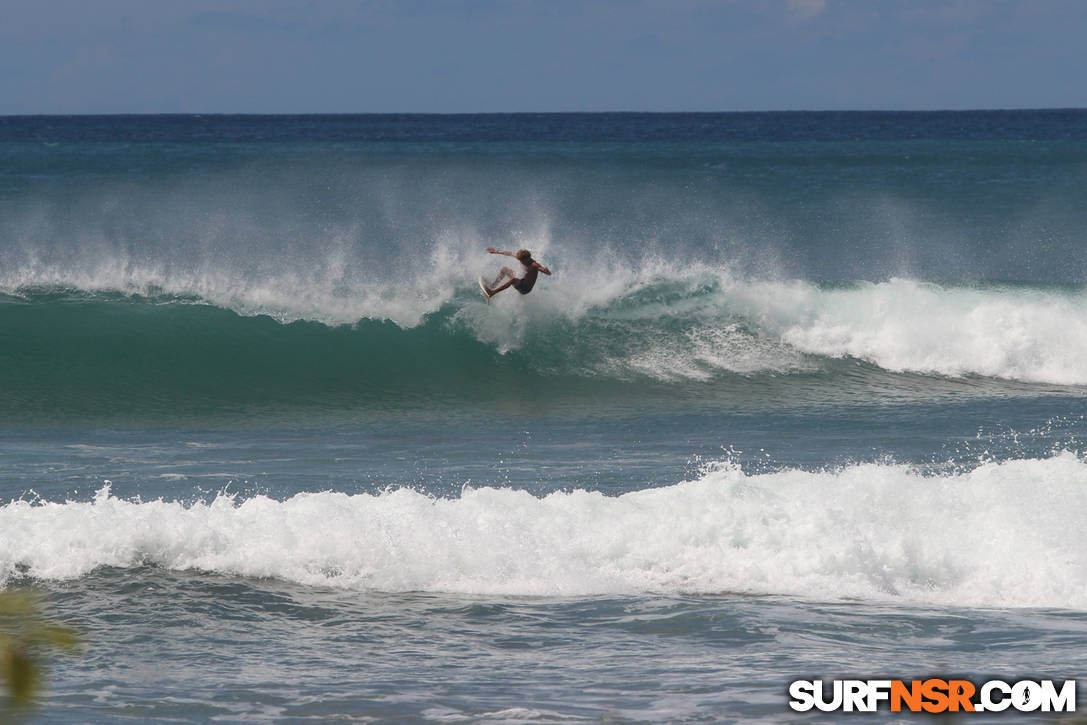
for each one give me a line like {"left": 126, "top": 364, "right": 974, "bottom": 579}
{"left": 487, "top": 247, "right": 516, "bottom": 257}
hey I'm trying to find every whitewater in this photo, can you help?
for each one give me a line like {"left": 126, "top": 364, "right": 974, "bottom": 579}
{"left": 5, "top": 452, "right": 1087, "bottom": 608}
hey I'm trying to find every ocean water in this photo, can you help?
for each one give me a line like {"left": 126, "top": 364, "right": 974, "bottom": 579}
{"left": 1, "top": 112, "right": 1086, "bottom": 722}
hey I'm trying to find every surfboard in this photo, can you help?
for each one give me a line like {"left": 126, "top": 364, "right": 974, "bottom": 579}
{"left": 478, "top": 277, "right": 492, "bottom": 300}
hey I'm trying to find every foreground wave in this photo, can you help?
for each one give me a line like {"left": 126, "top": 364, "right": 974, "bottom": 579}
{"left": 3, "top": 451, "right": 1085, "bottom": 608}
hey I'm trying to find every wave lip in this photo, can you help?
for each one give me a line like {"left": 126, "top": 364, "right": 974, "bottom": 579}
{"left": 4, "top": 452, "right": 1086, "bottom": 608}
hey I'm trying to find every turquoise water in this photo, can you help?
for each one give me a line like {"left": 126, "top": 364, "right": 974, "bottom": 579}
{"left": 1, "top": 112, "right": 1086, "bottom": 722}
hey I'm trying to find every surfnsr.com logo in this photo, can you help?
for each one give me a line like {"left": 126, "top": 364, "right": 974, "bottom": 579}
{"left": 788, "top": 679, "right": 1076, "bottom": 713}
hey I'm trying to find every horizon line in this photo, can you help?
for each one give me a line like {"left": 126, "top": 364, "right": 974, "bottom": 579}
{"left": 3, "top": 107, "right": 1086, "bottom": 118}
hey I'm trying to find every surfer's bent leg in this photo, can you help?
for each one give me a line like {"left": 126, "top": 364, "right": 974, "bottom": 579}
{"left": 490, "top": 266, "right": 516, "bottom": 288}
{"left": 487, "top": 275, "right": 520, "bottom": 295}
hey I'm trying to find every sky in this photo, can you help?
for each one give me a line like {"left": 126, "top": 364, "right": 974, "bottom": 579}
{"left": 2, "top": 0, "right": 1085, "bottom": 114}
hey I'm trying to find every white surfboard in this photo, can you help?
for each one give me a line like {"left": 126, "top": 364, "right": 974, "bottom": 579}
{"left": 478, "top": 277, "right": 492, "bottom": 300}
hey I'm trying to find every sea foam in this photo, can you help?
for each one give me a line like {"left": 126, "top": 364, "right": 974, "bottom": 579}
{"left": 4, "top": 452, "right": 1085, "bottom": 608}
{"left": 743, "top": 278, "right": 1087, "bottom": 385}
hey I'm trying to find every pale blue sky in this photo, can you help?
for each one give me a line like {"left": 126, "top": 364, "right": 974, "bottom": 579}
{"left": 3, "top": 0, "right": 1085, "bottom": 113}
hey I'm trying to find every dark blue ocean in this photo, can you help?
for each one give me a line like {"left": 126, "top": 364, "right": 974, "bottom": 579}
{"left": 1, "top": 112, "right": 1086, "bottom": 722}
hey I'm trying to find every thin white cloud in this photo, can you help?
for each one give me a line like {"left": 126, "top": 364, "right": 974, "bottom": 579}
{"left": 787, "top": 0, "right": 827, "bottom": 21}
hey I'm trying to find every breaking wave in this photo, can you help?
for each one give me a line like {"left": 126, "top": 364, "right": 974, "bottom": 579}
{"left": 3, "top": 451, "right": 1086, "bottom": 608}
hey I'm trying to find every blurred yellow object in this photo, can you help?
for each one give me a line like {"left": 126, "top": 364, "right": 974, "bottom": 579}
{"left": 0, "top": 590, "right": 80, "bottom": 707}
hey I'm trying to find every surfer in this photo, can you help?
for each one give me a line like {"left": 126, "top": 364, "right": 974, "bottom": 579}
{"left": 482, "top": 248, "right": 551, "bottom": 298}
